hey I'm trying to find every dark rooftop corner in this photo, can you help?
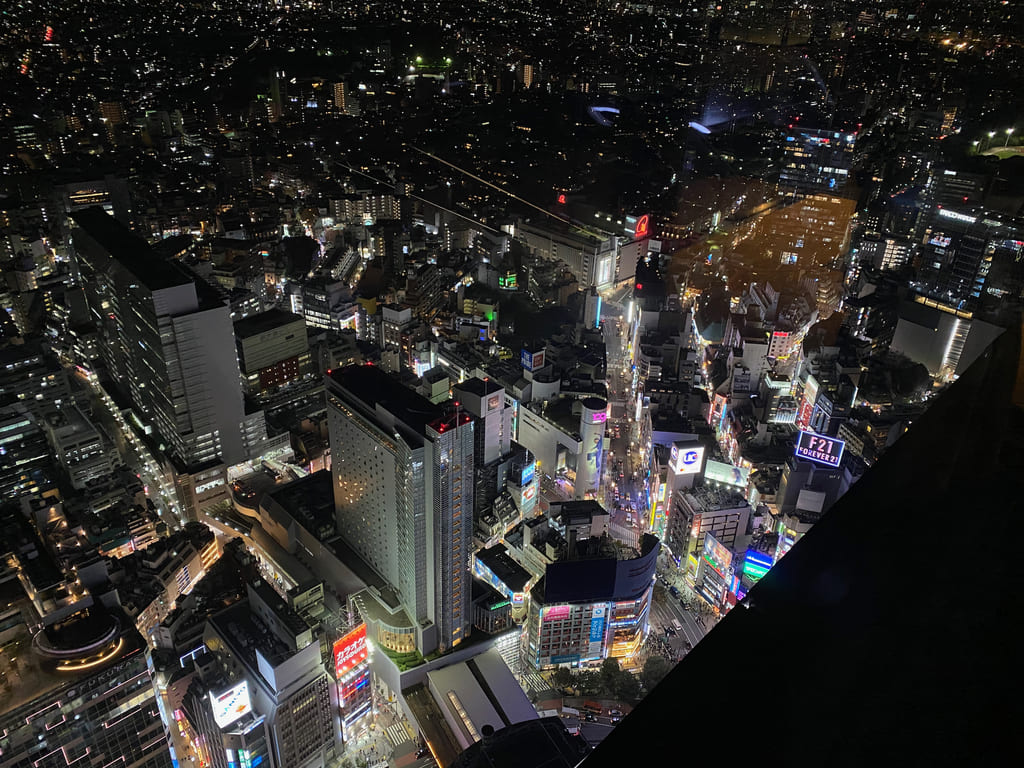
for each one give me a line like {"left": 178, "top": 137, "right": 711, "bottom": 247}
{"left": 450, "top": 717, "right": 592, "bottom": 768}
{"left": 581, "top": 321, "right": 1024, "bottom": 767}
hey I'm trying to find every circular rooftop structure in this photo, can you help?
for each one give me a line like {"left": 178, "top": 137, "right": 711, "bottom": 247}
{"left": 33, "top": 609, "right": 124, "bottom": 672}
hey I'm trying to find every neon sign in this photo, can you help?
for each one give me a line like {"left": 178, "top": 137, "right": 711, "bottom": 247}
{"left": 635, "top": 214, "right": 650, "bottom": 239}
{"left": 795, "top": 430, "right": 845, "bottom": 467}
{"left": 333, "top": 624, "right": 368, "bottom": 678}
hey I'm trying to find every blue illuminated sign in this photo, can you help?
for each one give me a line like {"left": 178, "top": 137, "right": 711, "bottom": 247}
{"left": 794, "top": 430, "right": 845, "bottom": 467}
{"left": 522, "top": 461, "right": 535, "bottom": 485}
{"left": 521, "top": 349, "right": 532, "bottom": 369}
{"left": 743, "top": 549, "right": 773, "bottom": 580}
{"left": 589, "top": 617, "right": 605, "bottom": 643}
{"left": 551, "top": 654, "right": 580, "bottom": 665}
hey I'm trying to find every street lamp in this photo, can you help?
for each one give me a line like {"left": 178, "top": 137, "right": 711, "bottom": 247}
{"left": 1005, "top": 127, "right": 1015, "bottom": 147}
{"left": 985, "top": 130, "right": 996, "bottom": 151}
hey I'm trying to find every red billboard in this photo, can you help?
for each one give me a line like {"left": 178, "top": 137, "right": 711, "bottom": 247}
{"left": 333, "top": 624, "right": 368, "bottom": 678}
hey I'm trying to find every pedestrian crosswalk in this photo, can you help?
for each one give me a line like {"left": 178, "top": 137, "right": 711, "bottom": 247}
{"left": 609, "top": 521, "right": 639, "bottom": 549}
{"left": 385, "top": 723, "right": 410, "bottom": 748}
{"left": 521, "top": 669, "right": 548, "bottom": 693}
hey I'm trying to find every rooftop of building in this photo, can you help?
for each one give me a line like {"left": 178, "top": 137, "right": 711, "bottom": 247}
{"left": 0, "top": 607, "right": 147, "bottom": 719}
{"left": 327, "top": 363, "right": 442, "bottom": 440}
{"left": 233, "top": 307, "right": 306, "bottom": 339}
{"left": 451, "top": 716, "right": 591, "bottom": 768}
{"left": 427, "top": 648, "right": 538, "bottom": 739}
{"left": 208, "top": 599, "right": 296, "bottom": 680}
{"left": 454, "top": 376, "right": 504, "bottom": 397}
{"left": 249, "top": 579, "right": 310, "bottom": 638}
{"left": 71, "top": 206, "right": 193, "bottom": 291}
{"left": 475, "top": 544, "right": 532, "bottom": 593}
{"left": 680, "top": 483, "right": 750, "bottom": 512}
{"left": 72, "top": 207, "right": 226, "bottom": 313}
{"left": 535, "top": 533, "right": 658, "bottom": 605}
{"left": 264, "top": 470, "right": 336, "bottom": 536}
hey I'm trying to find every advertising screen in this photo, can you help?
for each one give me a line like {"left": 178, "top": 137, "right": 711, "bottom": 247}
{"left": 672, "top": 444, "right": 704, "bottom": 475}
{"left": 743, "top": 550, "right": 774, "bottom": 580}
{"left": 795, "top": 430, "right": 846, "bottom": 468}
{"left": 635, "top": 214, "right": 650, "bottom": 239}
{"left": 796, "top": 375, "right": 819, "bottom": 430}
{"left": 543, "top": 604, "right": 571, "bottom": 622}
{"left": 702, "top": 534, "right": 733, "bottom": 579}
{"left": 522, "top": 349, "right": 545, "bottom": 371}
{"left": 704, "top": 460, "right": 749, "bottom": 488}
{"left": 521, "top": 461, "right": 535, "bottom": 485}
{"left": 209, "top": 681, "right": 252, "bottom": 728}
{"left": 333, "top": 624, "right": 368, "bottom": 679}
{"left": 340, "top": 667, "right": 370, "bottom": 707}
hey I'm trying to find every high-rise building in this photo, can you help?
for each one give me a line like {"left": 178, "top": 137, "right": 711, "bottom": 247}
{"left": 779, "top": 127, "right": 856, "bottom": 196}
{"left": 234, "top": 308, "right": 312, "bottom": 397}
{"left": 524, "top": 528, "right": 659, "bottom": 670}
{"left": 190, "top": 580, "right": 338, "bottom": 768}
{"left": 326, "top": 364, "right": 474, "bottom": 653}
{"left": 0, "top": 616, "right": 172, "bottom": 768}
{"left": 914, "top": 206, "right": 1004, "bottom": 312}
{"left": 71, "top": 208, "right": 267, "bottom": 475}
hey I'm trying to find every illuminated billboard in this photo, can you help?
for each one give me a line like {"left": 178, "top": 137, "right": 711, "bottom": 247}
{"left": 521, "top": 348, "right": 545, "bottom": 371}
{"left": 521, "top": 461, "right": 535, "bottom": 485}
{"left": 701, "top": 534, "right": 732, "bottom": 579}
{"left": 796, "top": 375, "right": 819, "bottom": 431}
{"left": 743, "top": 550, "right": 774, "bottom": 580}
{"left": 543, "top": 604, "right": 571, "bottom": 622}
{"left": 795, "top": 430, "right": 845, "bottom": 468}
{"left": 705, "top": 460, "right": 749, "bottom": 488}
{"left": 209, "top": 681, "right": 252, "bottom": 728}
{"left": 635, "top": 214, "right": 650, "bottom": 239}
{"left": 333, "top": 624, "right": 368, "bottom": 679}
{"left": 589, "top": 604, "right": 606, "bottom": 643}
{"left": 671, "top": 444, "right": 704, "bottom": 475}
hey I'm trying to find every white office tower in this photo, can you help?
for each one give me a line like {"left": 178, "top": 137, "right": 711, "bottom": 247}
{"left": 200, "top": 581, "right": 338, "bottom": 768}
{"left": 71, "top": 208, "right": 268, "bottom": 514}
{"left": 326, "top": 365, "right": 474, "bottom": 654}
{"left": 576, "top": 397, "right": 608, "bottom": 500}
{"left": 453, "top": 377, "right": 512, "bottom": 465}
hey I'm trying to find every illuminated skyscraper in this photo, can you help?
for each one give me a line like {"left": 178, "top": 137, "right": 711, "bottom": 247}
{"left": 326, "top": 365, "right": 474, "bottom": 653}
{"left": 70, "top": 207, "right": 269, "bottom": 515}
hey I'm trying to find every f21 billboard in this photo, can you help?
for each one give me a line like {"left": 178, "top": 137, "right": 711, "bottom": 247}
{"left": 795, "top": 430, "right": 845, "bottom": 468}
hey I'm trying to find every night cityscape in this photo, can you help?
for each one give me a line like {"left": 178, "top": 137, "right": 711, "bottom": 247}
{"left": 0, "top": 1, "right": 1022, "bottom": 766}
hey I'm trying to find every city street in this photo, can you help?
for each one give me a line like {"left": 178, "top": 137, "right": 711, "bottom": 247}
{"left": 599, "top": 293, "right": 649, "bottom": 548}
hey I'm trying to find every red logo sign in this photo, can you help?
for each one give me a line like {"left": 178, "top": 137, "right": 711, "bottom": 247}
{"left": 635, "top": 214, "right": 650, "bottom": 238}
{"left": 333, "top": 624, "right": 368, "bottom": 678}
